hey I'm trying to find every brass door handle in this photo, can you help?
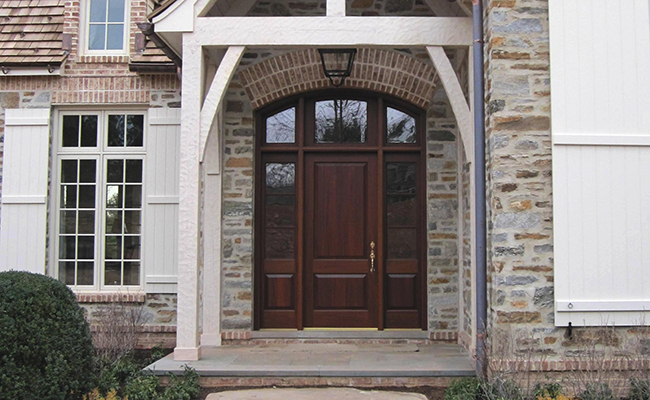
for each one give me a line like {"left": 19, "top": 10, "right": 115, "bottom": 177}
{"left": 370, "top": 241, "right": 376, "bottom": 273}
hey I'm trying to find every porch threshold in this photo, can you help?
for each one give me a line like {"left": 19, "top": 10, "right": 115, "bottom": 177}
{"left": 251, "top": 329, "right": 430, "bottom": 339}
{"left": 147, "top": 343, "right": 475, "bottom": 378}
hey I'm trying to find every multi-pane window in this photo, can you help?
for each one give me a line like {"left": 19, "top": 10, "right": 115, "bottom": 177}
{"left": 88, "top": 0, "right": 126, "bottom": 51}
{"left": 56, "top": 111, "right": 145, "bottom": 290}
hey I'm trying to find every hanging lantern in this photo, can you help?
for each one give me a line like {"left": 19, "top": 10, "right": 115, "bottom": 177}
{"left": 318, "top": 48, "right": 357, "bottom": 87}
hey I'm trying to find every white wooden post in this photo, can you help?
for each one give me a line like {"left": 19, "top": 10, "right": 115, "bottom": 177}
{"left": 427, "top": 46, "right": 473, "bottom": 157}
{"left": 174, "top": 35, "right": 203, "bottom": 361}
{"left": 327, "top": 0, "right": 346, "bottom": 17}
{"left": 200, "top": 111, "right": 223, "bottom": 347}
{"left": 200, "top": 46, "right": 245, "bottom": 162}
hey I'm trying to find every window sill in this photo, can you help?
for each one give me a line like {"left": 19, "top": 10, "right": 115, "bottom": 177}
{"left": 77, "top": 55, "right": 129, "bottom": 64}
{"left": 76, "top": 292, "right": 146, "bottom": 304}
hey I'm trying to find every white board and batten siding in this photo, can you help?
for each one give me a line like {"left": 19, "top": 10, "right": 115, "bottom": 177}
{"left": 0, "top": 109, "right": 51, "bottom": 273}
{"left": 144, "top": 108, "right": 181, "bottom": 293}
{"left": 550, "top": 0, "right": 650, "bottom": 326}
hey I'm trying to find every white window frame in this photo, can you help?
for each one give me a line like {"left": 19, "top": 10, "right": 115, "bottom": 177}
{"left": 51, "top": 109, "right": 147, "bottom": 292}
{"left": 80, "top": 0, "right": 130, "bottom": 56}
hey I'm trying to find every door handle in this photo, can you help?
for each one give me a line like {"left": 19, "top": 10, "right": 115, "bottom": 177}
{"left": 370, "top": 241, "right": 376, "bottom": 273}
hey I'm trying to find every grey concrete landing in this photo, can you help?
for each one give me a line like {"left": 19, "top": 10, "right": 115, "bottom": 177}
{"left": 148, "top": 343, "right": 474, "bottom": 377}
{"left": 206, "top": 388, "right": 427, "bottom": 399}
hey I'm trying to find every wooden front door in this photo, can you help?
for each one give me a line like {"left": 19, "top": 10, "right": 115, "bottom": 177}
{"left": 256, "top": 91, "right": 426, "bottom": 330}
{"left": 304, "top": 153, "right": 378, "bottom": 327}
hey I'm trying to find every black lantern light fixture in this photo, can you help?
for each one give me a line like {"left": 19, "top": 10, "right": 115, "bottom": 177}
{"left": 318, "top": 48, "right": 357, "bottom": 87}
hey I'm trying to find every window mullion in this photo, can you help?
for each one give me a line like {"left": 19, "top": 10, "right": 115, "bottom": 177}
{"left": 97, "top": 153, "right": 105, "bottom": 291}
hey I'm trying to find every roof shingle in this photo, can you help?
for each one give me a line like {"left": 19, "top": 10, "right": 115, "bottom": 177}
{"left": 0, "top": 0, "right": 67, "bottom": 66}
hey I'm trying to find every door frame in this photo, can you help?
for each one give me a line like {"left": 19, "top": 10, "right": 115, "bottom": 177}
{"left": 254, "top": 89, "right": 428, "bottom": 331}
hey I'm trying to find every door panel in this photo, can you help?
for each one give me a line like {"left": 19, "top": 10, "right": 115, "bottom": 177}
{"left": 313, "top": 163, "right": 366, "bottom": 258}
{"left": 305, "top": 153, "right": 378, "bottom": 327}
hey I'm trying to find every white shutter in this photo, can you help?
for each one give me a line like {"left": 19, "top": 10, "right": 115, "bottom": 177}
{"left": 550, "top": 0, "right": 650, "bottom": 326}
{"left": 144, "top": 108, "right": 180, "bottom": 293}
{"left": 0, "top": 108, "right": 51, "bottom": 273}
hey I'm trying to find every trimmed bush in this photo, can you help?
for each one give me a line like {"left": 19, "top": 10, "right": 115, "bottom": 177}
{"left": 581, "top": 383, "right": 615, "bottom": 400}
{"left": 630, "top": 378, "right": 650, "bottom": 400}
{"left": 0, "top": 271, "right": 96, "bottom": 399}
{"left": 445, "top": 377, "right": 481, "bottom": 400}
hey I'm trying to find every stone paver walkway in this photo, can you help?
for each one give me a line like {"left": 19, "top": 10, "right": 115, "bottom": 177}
{"left": 206, "top": 387, "right": 427, "bottom": 399}
{"left": 149, "top": 343, "right": 473, "bottom": 377}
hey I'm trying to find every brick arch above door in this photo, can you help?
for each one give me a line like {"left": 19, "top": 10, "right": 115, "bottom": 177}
{"left": 239, "top": 48, "right": 438, "bottom": 110}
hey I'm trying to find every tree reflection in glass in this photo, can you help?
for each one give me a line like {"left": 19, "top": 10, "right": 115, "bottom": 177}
{"left": 266, "top": 163, "right": 295, "bottom": 194}
{"left": 266, "top": 107, "right": 295, "bottom": 143}
{"left": 315, "top": 100, "right": 367, "bottom": 143}
{"left": 387, "top": 107, "right": 416, "bottom": 144}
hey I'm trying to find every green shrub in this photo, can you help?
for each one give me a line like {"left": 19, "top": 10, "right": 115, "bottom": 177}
{"left": 96, "top": 356, "right": 142, "bottom": 396}
{"left": 481, "top": 377, "right": 523, "bottom": 400}
{"left": 630, "top": 378, "right": 650, "bottom": 400}
{"left": 581, "top": 383, "right": 615, "bottom": 400}
{"left": 162, "top": 365, "right": 201, "bottom": 400}
{"left": 0, "top": 271, "right": 96, "bottom": 399}
{"left": 445, "top": 377, "right": 481, "bottom": 400}
{"left": 124, "top": 373, "right": 159, "bottom": 400}
{"left": 533, "top": 382, "right": 564, "bottom": 399}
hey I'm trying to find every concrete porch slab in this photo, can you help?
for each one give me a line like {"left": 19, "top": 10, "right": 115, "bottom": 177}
{"left": 206, "top": 387, "right": 428, "bottom": 399}
{"left": 147, "top": 343, "right": 474, "bottom": 378}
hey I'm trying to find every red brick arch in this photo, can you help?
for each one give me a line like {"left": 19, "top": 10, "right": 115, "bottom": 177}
{"left": 239, "top": 48, "right": 437, "bottom": 109}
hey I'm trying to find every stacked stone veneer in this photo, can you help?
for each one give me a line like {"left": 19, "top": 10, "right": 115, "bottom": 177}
{"left": 459, "top": 140, "right": 473, "bottom": 349}
{"left": 0, "top": 0, "right": 179, "bottom": 348}
{"left": 78, "top": 293, "right": 177, "bottom": 348}
{"left": 217, "top": 47, "right": 461, "bottom": 339}
{"left": 483, "top": 0, "right": 575, "bottom": 356}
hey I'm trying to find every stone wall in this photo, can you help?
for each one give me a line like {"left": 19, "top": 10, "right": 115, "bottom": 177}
{"left": 483, "top": 0, "right": 559, "bottom": 353}
{"left": 483, "top": 0, "right": 646, "bottom": 364}
{"left": 460, "top": 139, "right": 472, "bottom": 349}
{"left": 217, "top": 48, "right": 461, "bottom": 339}
{"left": 78, "top": 293, "right": 177, "bottom": 349}
{"left": 220, "top": 76, "right": 256, "bottom": 331}
{"left": 426, "top": 88, "right": 459, "bottom": 335}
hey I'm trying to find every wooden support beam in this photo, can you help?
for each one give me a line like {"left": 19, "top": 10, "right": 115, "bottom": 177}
{"left": 427, "top": 45, "right": 473, "bottom": 156}
{"left": 199, "top": 46, "right": 245, "bottom": 163}
{"left": 192, "top": 17, "right": 473, "bottom": 46}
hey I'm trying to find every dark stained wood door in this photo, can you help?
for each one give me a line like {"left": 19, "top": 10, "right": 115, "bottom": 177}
{"left": 304, "top": 153, "right": 378, "bottom": 327}
{"left": 256, "top": 92, "right": 427, "bottom": 331}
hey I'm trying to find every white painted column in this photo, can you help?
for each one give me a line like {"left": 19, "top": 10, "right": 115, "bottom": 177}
{"left": 326, "top": 0, "right": 346, "bottom": 17}
{"left": 200, "top": 111, "right": 223, "bottom": 347}
{"left": 174, "top": 35, "right": 203, "bottom": 361}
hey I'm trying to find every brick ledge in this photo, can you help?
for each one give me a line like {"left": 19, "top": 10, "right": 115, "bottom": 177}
{"left": 76, "top": 292, "right": 146, "bottom": 303}
{"left": 90, "top": 324, "right": 176, "bottom": 333}
{"left": 76, "top": 55, "right": 129, "bottom": 64}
